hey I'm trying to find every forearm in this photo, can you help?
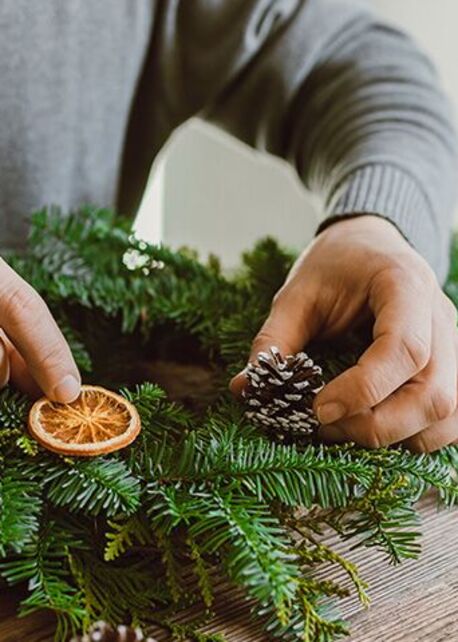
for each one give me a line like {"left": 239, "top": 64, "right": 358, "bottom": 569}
{"left": 155, "top": 0, "right": 458, "bottom": 281}
{"left": 297, "top": 10, "right": 458, "bottom": 283}
{"left": 203, "top": 1, "right": 458, "bottom": 280}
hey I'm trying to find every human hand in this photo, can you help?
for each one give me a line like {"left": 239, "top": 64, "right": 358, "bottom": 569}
{"left": 0, "top": 257, "right": 81, "bottom": 402}
{"left": 231, "top": 215, "right": 458, "bottom": 453}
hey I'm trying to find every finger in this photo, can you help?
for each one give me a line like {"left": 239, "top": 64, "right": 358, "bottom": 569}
{"left": 0, "top": 329, "right": 42, "bottom": 397}
{"left": 229, "top": 368, "right": 250, "bottom": 397}
{"left": 319, "top": 310, "right": 456, "bottom": 447}
{"left": 403, "top": 411, "right": 458, "bottom": 453}
{"left": 318, "top": 414, "right": 364, "bottom": 445}
{"left": 0, "top": 259, "right": 81, "bottom": 402}
{"left": 315, "top": 269, "right": 432, "bottom": 425}
{"left": 0, "top": 335, "right": 10, "bottom": 388}
{"left": 319, "top": 376, "right": 455, "bottom": 448}
{"left": 10, "top": 348, "right": 43, "bottom": 399}
{"left": 405, "top": 329, "right": 458, "bottom": 453}
{"left": 230, "top": 283, "right": 321, "bottom": 396}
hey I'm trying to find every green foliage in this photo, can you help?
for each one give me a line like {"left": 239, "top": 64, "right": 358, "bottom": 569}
{"left": 122, "top": 383, "right": 192, "bottom": 444}
{"left": 143, "top": 427, "right": 373, "bottom": 510}
{"left": 0, "top": 519, "right": 87, "bottom": 640}
{"left": 150, "top": 484, "right": 300, "bottom": 623}
{"left": 71, "top": 552, "right": 169, "bottom": 627}
{"left": 38, "top": 458, "right": 141, "bottom": 517}
{"left": 55, "top": 313, "right": 93, "bottom": 373}
{"left": 174, "top": 627, "right": 227, "bottom": 642}
{"left": 164, "top": 620, "right": 228, "bottom": 642}
{"left": 240, "top": 236, "right": 295, "bottom": 301}
{"left": 187, "top": 535, "right": 214, "bottom": 608}
{"left": 0, "top": 388, "right": 31, "bottom": 429}
{"left": 294, "top": 541, "right": 370, "bottom": 607}
{"left": 15, "top": 434, "right": 40, "bottom": 456}
{"left": 0, "top": 467, "right": 42, "bottom": 556}
{"left": 104, "top": 515, "right": 152, "bottom": 562}
{"left": 342, "top": 477, "right": 422, "bottom": 564}
{"left": 0, "top": 207, "right": 457, "bottom": 641}
{"left": 192, "top": 491, "right": 298, "bottom": 624}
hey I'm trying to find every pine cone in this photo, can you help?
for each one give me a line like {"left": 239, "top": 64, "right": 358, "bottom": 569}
{"left": 242, "top": 346, "right": 324, "bottom": 442}
{"left": 70, "top": 622, "right": 158, "bottom": 642}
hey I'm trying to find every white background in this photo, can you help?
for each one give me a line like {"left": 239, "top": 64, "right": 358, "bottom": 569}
{"left": 135, "top": 0, "right": 458, "bottom": 269}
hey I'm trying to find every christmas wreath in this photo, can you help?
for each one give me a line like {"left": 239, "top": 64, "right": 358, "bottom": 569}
{"left": 0, "top": 207, "right": 457, "bottom": 642}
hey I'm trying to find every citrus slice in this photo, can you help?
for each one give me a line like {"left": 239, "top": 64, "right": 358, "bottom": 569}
{"left": 28, "top": 385, "right": 141, "bottom": 457}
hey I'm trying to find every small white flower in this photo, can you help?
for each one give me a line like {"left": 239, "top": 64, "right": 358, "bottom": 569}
{"left": 123, "top": 248, "right": 150, "bottom": 271}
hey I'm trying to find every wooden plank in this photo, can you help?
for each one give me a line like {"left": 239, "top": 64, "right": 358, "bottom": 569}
{"left": 1, "top": 494, "right": 457, "bottom": 641}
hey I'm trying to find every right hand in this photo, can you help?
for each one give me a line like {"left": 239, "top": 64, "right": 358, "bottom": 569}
{"left": 231, "top": 215, "right": 458, "bottom": 453}
{"left": 0, "top": 257, "right": 81, "bottom": 402}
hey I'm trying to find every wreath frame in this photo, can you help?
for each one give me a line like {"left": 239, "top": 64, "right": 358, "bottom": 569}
{"left": 0, "top": 207, "right": 457, "bottom": 642}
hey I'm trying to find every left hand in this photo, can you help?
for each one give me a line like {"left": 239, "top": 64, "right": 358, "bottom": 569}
{"left": 230, "top": 215, "right": 458, "bottom": 453}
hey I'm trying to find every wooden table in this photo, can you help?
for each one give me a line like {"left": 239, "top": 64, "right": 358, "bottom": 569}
{"left": 1, "top": 494, "right": 457, "bottom": 642}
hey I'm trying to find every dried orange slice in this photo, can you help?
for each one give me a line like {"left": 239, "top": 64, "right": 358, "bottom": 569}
{"left": 28, "top": 385, "right": 141, "bottom": 457}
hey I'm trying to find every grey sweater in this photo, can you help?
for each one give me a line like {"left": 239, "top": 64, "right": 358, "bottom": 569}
{"left": 1, "top": 0, "right": 457, "bottom": 281}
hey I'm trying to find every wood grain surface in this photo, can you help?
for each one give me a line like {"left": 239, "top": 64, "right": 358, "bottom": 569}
{"left": 1, "top": 494, "right": 457, "bottom": 642}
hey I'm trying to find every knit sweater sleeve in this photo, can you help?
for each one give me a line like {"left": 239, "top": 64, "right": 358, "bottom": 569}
{"left": 153, "top": 0, "right": 458, "bottom": 281}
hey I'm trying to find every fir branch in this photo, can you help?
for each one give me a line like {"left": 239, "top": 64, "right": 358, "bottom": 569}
{"left": 293, "top": 541, "right": 369, "bottom": 607}
{"left": 154, "top": 526, "right": 184, "bottom": 604}
{"left": 15, "top": 434, "right": 40, "bottom": 457}
{"left": 0, "top": 468, "right": 42, "bottom": 556}
{"left": 104, "top": 515, "right": 152, "bottom": 562}
{"left": 170, "top": 490, "right": 298, "bottom": 622}
{"left": 187, "top": 535, "right": 214, "bottom": 608}
{"left": 189, "top": 490, "right": 299, "bottom": 626}
{"left": 217, "top": 307, "right": 265, "bottom": 372}
{"left": 342, "top": 474, "right": 422, "bottom": 564}
{"left": 121, "top": 383, "right": 192, "bottom": 448}
{"left": 166, "top": 621, "right": 227, "bottom": 642}
{"left": 262, "top": 581, "right": 349, "bottom": 642}
{"left": 373, "top": 447, "right": 458, "bottom": 505}
{"left": 240, "top": 237, "right": 294, "bottom": 303}
{"left": 431, "top": 445, "right": 458, "bottom": 505}
{"left": 53, "top": 312, "right": 93, "bottom": 373}
{"left": 0, "top": 519, "right": 87, "bottom": 640}
{"left": 2, "top": 206, "right": 458, "bottom": 642}
{"left": 149, "top": 485, "right": 299, "bottom": 625}
{"left": 0, "top": 387, "right": 30, "bottom": 429}
{"left": 71, "top": 552, "right": 169, "bottom": 628}
{"left": 27, "top": 457, "right": 142, "bottom": 517}
{"left": 146, "top": 429, "right": 373, "bottom": 510}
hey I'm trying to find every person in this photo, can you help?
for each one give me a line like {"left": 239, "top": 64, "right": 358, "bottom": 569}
{"left": 0, "top": 0, "right": 457, "bottom": 453}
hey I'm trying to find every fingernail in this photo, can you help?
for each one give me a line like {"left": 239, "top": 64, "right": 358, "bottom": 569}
{"left": 53, "top": 375, "right": 81, "bottom": 403}
{"left": 318, "top": 424, "right": 346, "bottom": 443}
{"left": 316, "top": 401, "right": 346, "bottom": 425}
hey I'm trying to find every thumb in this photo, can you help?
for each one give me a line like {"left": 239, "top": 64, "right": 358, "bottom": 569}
{"left": 230, "top": 286, "right": 320, "bottom": 396}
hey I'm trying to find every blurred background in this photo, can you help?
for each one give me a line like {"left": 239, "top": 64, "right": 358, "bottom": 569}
{"left": 134, "top": 0, "right": 458, "bottom": 269}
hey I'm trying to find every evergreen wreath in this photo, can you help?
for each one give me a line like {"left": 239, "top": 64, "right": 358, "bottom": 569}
{"left": 0, "top": 206, "right": 457, "bottom": 642}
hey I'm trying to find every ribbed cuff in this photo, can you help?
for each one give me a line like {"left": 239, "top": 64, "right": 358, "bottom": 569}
{"left": 317, "top": 164, "right": 443, "bottom": 275}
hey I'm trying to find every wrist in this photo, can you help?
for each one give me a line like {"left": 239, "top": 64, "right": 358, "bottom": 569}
{"left": 318, "top": 213, "right": 408, "bottom": 247}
